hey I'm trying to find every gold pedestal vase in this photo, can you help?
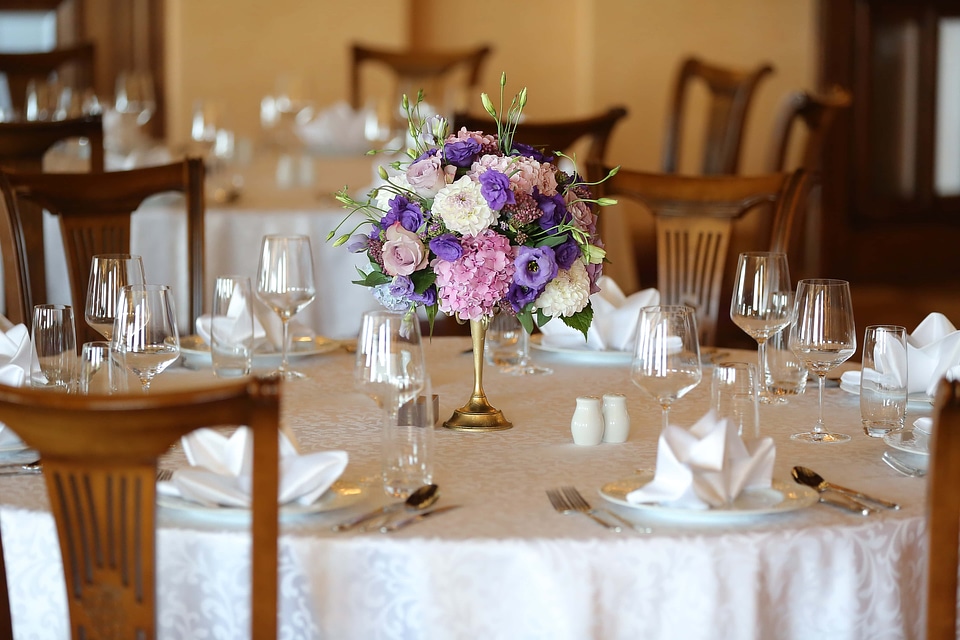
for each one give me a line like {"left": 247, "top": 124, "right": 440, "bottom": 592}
{"left": 443, "top": 316, "right": 512, "bottom": 431}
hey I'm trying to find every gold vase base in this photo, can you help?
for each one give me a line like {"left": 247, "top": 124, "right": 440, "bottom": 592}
{"left": 443, "top": 396, "right": 512, "bottom": 432}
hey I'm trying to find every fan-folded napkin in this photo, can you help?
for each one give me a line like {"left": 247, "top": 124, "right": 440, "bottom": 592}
{"left": 626, "top": 411, "right": 775, "bottom": 509}
{"left": 157, "top": 427, "right": 348, "bottom": 508}
{"left": 0, "top": 322, "right": 32, "bottom": 448}
{"left": 295, "top": 101, "right": 372, "bottom": 155}
{"left": 538, "top": 277, "right": 660, "bottom": 351}
{"left": 195, "top": 297, "right": 314, "bottom": 351}
{"left": 912, "top": 366, "right": 960, "bottom": 436}
{"left": 841, "top": 312, "right": 960, "bottom": 397}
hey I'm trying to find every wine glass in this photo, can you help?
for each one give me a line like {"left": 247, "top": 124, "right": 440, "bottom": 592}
{"left": 115, "top": 70, "right": 156, "bottom": 127}
{"left": 355, "top": 310, "right": 426, "bottom": 410}
{"left": 111, "top": 284, "right": 180, "bottom": 392}
{"left": 256, "top": 235, "right": 316, "bottom": 380}
{"left": 85, "top": 254, "right": 146, "bottom": 340}
{"left": 789, "top": 279, "right": 857, "bottom": 443}
{"left": 729, "top": 252, "right": 793, "bottom": 404}
{"left": 501, "top": 325, "right": 552, "bottom": 376}
{"left": 630, "top": 305, "right": 702, "bottom": 432}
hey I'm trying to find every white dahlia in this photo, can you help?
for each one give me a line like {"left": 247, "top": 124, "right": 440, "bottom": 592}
{"left": 534, "top": 260, "right": 590, "bottom": 317}
{"left": 432, "top": 175, "right": 497, "bottom": 236}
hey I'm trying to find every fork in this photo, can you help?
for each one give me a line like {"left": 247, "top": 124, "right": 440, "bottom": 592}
{"left": 881, "top": 452, "right": 927, "bottom": 478}
{"left": 156, "top": 468, "right": 174, "bottom": 482}
{"left": 546, "top": 487, "right": 621, "bottom": 532}
{"left": 562, "top": 486, "right": 650, "bottom": 533}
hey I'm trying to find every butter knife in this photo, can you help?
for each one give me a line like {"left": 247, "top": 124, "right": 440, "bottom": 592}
{"left": 379, "top": 505, "right": 461, "bottom": 533}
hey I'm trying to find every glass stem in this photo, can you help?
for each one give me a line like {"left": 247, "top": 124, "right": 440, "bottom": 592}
{"left": 661, "top": 404, "right": 670, "bottom": 432}
{"left": 279, "top": 317, "right": 290, "bottom": 373}
{"left": 756, "top": 337, "right": 768, "bottom": 396}
{"left": 815, "top": 373, "right": 826, "bottom": 434}
{"left": 517, "top": 329, "right": 530, "bottom": 366}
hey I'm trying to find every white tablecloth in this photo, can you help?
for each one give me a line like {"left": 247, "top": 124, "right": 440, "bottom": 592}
{"left": 0, "top": 342, "right": 932, "bottom": 639}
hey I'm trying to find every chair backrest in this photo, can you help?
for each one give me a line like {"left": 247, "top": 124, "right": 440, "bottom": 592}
{"left": 0, "top": 158, "right": 205, "bottom": 342}
{"left": 767, "top": 86, "right": 852, "bottom": 172}
{"left": 0, "top": 43, "right": 96, "bottom": 118}
{"left": 0, "top": 376, "right": 281, "bottom": 639}
{"left": 349, "top": 43, "right": 491, "bottom": 111}
{"left": 597, "top": 167, "right": 810, "bottom": 346}
{"left": 926, "top": 377, "right": 960, "bottom": 640}
{"left": 452, "top": 107, "right": 628, "bottom": 183}
{"left": 662, "top": 57, "right": 774, "bottom": 175}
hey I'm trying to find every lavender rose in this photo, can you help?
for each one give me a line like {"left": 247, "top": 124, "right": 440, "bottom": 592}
{"left": 514, "top": 245, "right": 558, "bottom": 290}
{"left": 478, "top": 169, "right": 515, "bottom": 211}
{"left": 406, "top": 155, "right": 446, "bottom": 197}
{"left": 381, "top": 222, "right": 429, "bottom": 276}
{"left": 443, "top": 138, "right": 481, "bottom": 168}
{"left": 429, "top": 233, "right": 464, "bottom": 262}
{"left": 535, "top": 191, "right": 570, "bottom": 232}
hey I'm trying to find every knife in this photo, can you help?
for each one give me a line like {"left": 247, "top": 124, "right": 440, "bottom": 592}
{"left": 379, "top": 504, "right": 461, "bottom": 533}
{"left": 0, "top": 466, "right": 42, "bottom": 477}
{"left": 818, "top": 492, "right": 875, "bottom": 516}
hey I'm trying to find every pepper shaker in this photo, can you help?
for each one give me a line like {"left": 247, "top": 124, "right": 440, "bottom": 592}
{"left": 602, "top": 394, "right": 631, "bottom": 443}
{"left": 571, "top": 396, "right": 604, "bottom": 445}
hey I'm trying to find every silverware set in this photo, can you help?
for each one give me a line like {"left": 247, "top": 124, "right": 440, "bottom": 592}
{"left": 547, "top": 486, "right": 650, "bottom": 533}
{"left": 331, "top": 484, "right": 458, "bottom": 533}
{"left": 791, "top": 465, "right": 900, "bottom": 516}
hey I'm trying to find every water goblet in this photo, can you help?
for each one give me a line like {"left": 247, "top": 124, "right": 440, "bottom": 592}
{"left": 730, "top": 252, "right": 793, "bottom": 404}
{"left": 789, "top": 279, "right": 857, "bottom": 443}
{"left": 501, "top": 325, "right": 552, "bottom": 376}
{"left": 256, "top": 235, "right": 316, "bottom": 380}
{"left": 85, "top": 254, "right": 146, "bottom": 340}
{"left": 78, "top": 341, "right": 127, "bottom": 394}
{"left": 630, "top": 305, "right": 702, "bottom": 432}
{"left": 111, "top": 284, "right": 180, "bottom": 392}
{"left": 30, "top": 304, "right": 78, "bottom": 392}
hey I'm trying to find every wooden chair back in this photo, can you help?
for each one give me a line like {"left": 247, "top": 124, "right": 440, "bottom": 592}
{"left": 663, "top": 57, "right": 774, "bottom": 175}
{"left": 349, "top": 43, "right": 491, "bottom": 110}
{"left": 0, "top": 158, "right": 205, "bottom": 342}
{"left": 0, "top": 376, "right": 281, "bottom": 639}
{"left": 452, "top": 107, "right": 628, "bottom": 182}
{"left": 925, "top": 377, "right": 960, "bottom": 640}
{"left": 597, "top": 167, "right": 810, "bottom": 346}
{"left": 768, "top": 86, "right": 851, "bottom": 172}
{"left": 0, "top": 43, "right": 96, "bottom": 118}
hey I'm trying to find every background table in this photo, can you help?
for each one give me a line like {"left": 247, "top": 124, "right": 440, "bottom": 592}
{"left": 0, "top": 341, "right": 932, "bottom": 639}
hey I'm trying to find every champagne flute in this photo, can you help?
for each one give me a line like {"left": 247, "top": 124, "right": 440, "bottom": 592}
{"left": 789, "top": 279, "right": 857, "bottom": 443}
{"left": 256, "top": 235, "right": 316, "bottom": 380}
{"left": 730, "top": 252, "right": 793, "bottom": 404}
{"left": 111, "top": 284, "right": 180, "bottom": 392}
{"left": 630, "top": 305, "right": 702, "bottom": 432}
{"left": 85, "top": 254, "right": 146, "bottom": 340}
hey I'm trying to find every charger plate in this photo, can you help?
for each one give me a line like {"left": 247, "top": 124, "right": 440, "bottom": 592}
{"left": 179, "top": 334, "right": 340, "bottom": 369}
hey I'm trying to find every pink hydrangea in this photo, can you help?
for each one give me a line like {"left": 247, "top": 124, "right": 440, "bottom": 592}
{"left": 447, "top": 127, "right": 497, "bottom": 149}
{"left": 433, "top": 229, "right": 516, "bottom": 320}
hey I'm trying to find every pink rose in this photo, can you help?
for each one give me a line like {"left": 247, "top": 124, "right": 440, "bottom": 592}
{"left": 381, "top": 222, "right": 428, "bottom": 276}
{"left": 406, "top": 155, "right": 446, "bottom": 197}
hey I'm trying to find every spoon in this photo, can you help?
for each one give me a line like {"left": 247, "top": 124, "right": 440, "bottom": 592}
{"left": 332, "top": 484, "right": 439, "bottom": 532}
{"left": 792, "top": 466, "right": 899, "bottom": 510}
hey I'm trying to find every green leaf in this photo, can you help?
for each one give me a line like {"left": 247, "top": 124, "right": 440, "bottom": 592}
{"left": 535, "top": 309, "right": 550, "bottom": 328}
{"left": 535, "top": 233, "right": 568, "bottom": 248}
{"left": 516, "top": 308, "right": 535, "bottom": 335}
{"left": 425, "top": 304, "right": 438, "bottom": 338}
{"left": 411, "top": 270, "right": 436, "bottom": 293}
{"left": 352, "top": 267, "right": 391, "bottom": 287}
{"left": 560, "top": 304, "right": 594, "bottom": 341}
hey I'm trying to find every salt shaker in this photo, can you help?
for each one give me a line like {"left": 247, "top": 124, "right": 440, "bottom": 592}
{"left": 602, "top": 394, "right": 631, "bottom": 443}
{"left": 571, "top": 396, "right": 604, "bottom": 445}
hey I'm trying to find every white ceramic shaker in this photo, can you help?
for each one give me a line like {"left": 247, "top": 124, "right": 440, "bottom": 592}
{"left": 601, "top": 394, "right": 631, "bottom": 443}
{"left": 571, "top": 396, "right": 604, "bottom": 445}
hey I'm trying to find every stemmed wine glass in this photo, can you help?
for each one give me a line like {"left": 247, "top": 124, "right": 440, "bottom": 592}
{"left": 730, "top": 252, "right": 793, "bottom": 404}
{"left": 630, "top": 305, "right": 702, "bottom": 432}
{"left": 85, "top": 254, "right": 146, "bottom": 340}
{"left": 256, "top": 235, "right": 316, "bottom": 380}
{"left": 111, "top": 284, "right": 180, "bottom": 392}
{"left": 502, "top": 325, "right": 552, "bottom": 376}
{"left": 789, "top": 279, "right": 857, "bottom": 443}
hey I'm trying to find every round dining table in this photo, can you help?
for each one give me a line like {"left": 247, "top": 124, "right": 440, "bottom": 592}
{"left": 0, "top": 338, "right": 932, "bottom": 639}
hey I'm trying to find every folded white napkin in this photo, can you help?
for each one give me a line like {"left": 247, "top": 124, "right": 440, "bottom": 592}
{"left": 157, "top": 427, "right": 348, "bottom": 508}
{"left": 626, "top": 410, "right": 775, "bottom": 510}
{"left": 0, "top": 322, "right": 32, "bottom": 448}
{"left": 196, "top": 297, "right": 315, "bottom": 351}
{"left": 295, "top": 100, "right": 372, "bottom": 155}
{"left": 913, "top": 417, "right": 933, "bottom": 435}
{"left": 841, "top": 312, "right": 960, "bottom": 397}
{"left": 538, "top": 277, "right": 660, "bottom": 351}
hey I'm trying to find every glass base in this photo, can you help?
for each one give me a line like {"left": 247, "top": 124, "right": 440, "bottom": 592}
{"left": 269, "top": 368, "right": 307, "bottom": 381}
{"left": 502, "top": 363, "right": 553, "bottom": 376}
{"left": 790, "top": 431, "right": 851, "bottom": 443}
{"left": 758, "top": 392, "right": 787, "bottom": 405}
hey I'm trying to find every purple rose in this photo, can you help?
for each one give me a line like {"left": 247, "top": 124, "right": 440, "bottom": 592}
{"left": 535, "top": 191, "right": 570, "bottom": 232}
{"left": 388, "top": 275, "right": 415, "bottom": 298}
{"left": 506, "top": 282, "right": 540, "bottom": 313}
{"left": 410, "top": 284, "right": 437, "bottom": 306}
{"left": 514, "top": 245, "right": 558, "bottom": 290}
{"left": 429, "top": 233, "right": 463, "bottom": 261}
{"left": 478, "top": 169, "right": 515, "bottom": 211}
{"left": 443, "top": 138, "right": 481, "bottom": 168}
{"left": 386, "top": 195, "right": 424, "bottom": 232}
{"left": 554, "top": 235, "right": 581, "bottom": 270}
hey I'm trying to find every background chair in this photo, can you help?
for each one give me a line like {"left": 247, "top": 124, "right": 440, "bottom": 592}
{"left": 0, "top": 158, "right": 205, "bottom": 342}
{"left": 767, "top": 85, "right": 852, "bottom": 172}
{"left": 662, "top": 57, "right": 774, "bottom": 175}
{"left": 0, "top": 43, "right": 96, "bottom": 119}
{"left": 596, "top": 167, "right": 810, "bottom": 346}
{"left": 0, "top": 376, "right": 281, "bottom": 639}
{"left": 452, "top": 106, "right": 628, "bottom": 182}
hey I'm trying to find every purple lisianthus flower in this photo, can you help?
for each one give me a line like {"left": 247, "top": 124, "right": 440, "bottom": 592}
{"left": 506, "top": 282, "right": 540, "bottom": 313}
{"left": 414, "top": 147, "right": 439, "bottom": 163}
{"left": 410, "top": 284, "right": 437, "bottom": 306}
{"left": 345, "top": 233, "right": 369, "bottom": 253}
{"left": 386, "top": 195, "right": 424, "bottom": 232}
{"left": 443, "top": 138, "right": 481, "bottom": 168}
{"left": 535, "top": 191, "right": 570, "bottom": 233}
{"left": 511, "top": 142, "right": 555, "bottom": 164}
{"left": 373, "top": 283, "right": 413, "bottom": 313}
{"left": 429, "top": 233, "right": 463, "bottom": 261}
{"left": 388, "top": 275, "right": 415, "bottom": 298}
{"left": 478, "top": 169, "right": 515, "bottom": 211}
{"left": 553, "top": 235, "right": 581, "bottom": 270}
{"left": 514, "top": 245, "right": 558, "bottom": 289}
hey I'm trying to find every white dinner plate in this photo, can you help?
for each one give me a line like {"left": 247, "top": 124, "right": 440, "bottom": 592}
{"left": 883, "top": 429, "right": 929, "bottom": 456}
{"left": 0, "top": 440, "right": 29, "bottom": 454}
{"left": 529, "top": 335, "right": 631, "bottom": 364}
{"left": 179, "top": 334, "right": 341, "bottom": 370}
{"left": 838, "top": 380, "right": 934, "bottom": 405}
{"left": 157, "top": 479, "right": 367, "bottom": 521}
{"left": 599, "top": 471, "right": 819, "bottom": 521}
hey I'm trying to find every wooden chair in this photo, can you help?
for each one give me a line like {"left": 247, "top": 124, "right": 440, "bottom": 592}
{"left": 0, "top": 158, "right": 205, "bottom": 342}
{"left": 349, "top": 43, "right": 491, "bottom": 110}
{"left": 662, "top": 57, "right": 774, "bottom": 175}
{"left": 0, "top": 376, "right": 281, "bottom": 639}
{"left": 925, "top": 377, "right": 960, "bottom": 640}
{"left": 452, "top": 107, "right": 628, "bottom": 182}
{"left": 0, "top": 43, "right": 96, "bottom": 118}
{"left": 596, "top": 167, "right": 810, "bottom": 346}
{"left": 767, "top": 86, "right": 852, "bottom": 172}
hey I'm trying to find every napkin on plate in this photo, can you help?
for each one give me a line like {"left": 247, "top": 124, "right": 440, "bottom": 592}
{"left": 195, "top": 297, "right": 315, "bottom": 351}
{"left": 157, "top": 427, "right": 348, "bottom": 508}
{"left": 840, "top": 312, "right": 960, "bottom": 397}
{"left": 294, "top": 101, "right": 373, "bottom": 155}
{"left": 626, "top": 410, "right": 776, "bottom": 510}
{"left": 538, "top": 277, "right": 660, "bottom": 351}
{"left": 0, "top": 321, "right": 32, "bottom": 448}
